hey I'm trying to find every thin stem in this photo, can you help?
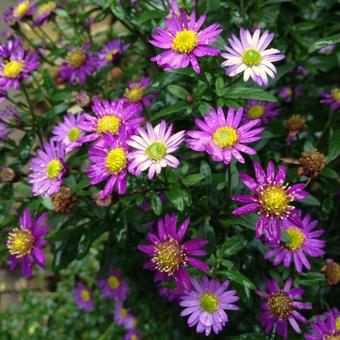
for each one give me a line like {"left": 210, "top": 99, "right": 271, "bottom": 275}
{"left": 36, "top": 26, "right": 58, "bottom": 49}
{"left": 316, "top": 108, "right": 334, "bottom": 150}
{"left": 31, "top": 73, "right": 53, "bottom": 108}
{"left": 227, "top": 165, "right": 232, "bottom": 202}
{"left": 0, "top": 117, "right": 30, "bottom": 132}
{"left": 5, "top": 94, "right": 30, "bottom": 110}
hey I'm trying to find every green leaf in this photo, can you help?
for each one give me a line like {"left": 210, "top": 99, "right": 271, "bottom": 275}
{"left": 19, "top": 132, "right": 35, "bottom": 162}
{"left": 166, "top": 186, "right": 185, "bottom": 211}
{"left": 320, "top": 167, "right": 338, "bottom": 179}
{"left": 218, "top": 269, "right": 256, "bottom": 289}
{"left": 167, "top": 85, "right": 189, "bottom": 100}
{"left": 215, "top": 77, "right": 225, "bottom": 96}
{"left": 182, "top": 174, "right": 205, "bottom": 187}
{"left": 150, "top": 102, "right": 186, "bottom": 122}
{"left": 151, "top": 195, "right": 162, "bottom": 216}
{"left": 223, "top": 87, "right": 277, "bottom": 102}
{"left": 222, "top": 235, "right": 247, "bottom": 257}
{"left": 327, "top": 128, "right": 340, "bottom": 162}
{"left": 300, "top": 194, "right": 321, "bottom": 206}
{"left": 308, "top": 33, "right": 340, "bottom": 53}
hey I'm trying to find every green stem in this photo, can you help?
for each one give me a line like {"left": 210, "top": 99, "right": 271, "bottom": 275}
{"left": 5, "top": 94, "right": 29, "bottom": 110}
{"left": 316, "top": 108, "right": 334, "bottom": 150}
{"left": 36, "top": 26, "right": 58, "bottom": 50}
{"left": 227, "top": 165, "right": 232, "bottom": 201}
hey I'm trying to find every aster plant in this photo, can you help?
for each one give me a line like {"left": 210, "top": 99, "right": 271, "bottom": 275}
{"left": 74, "top": 282, "right": 95, "bottom": 312}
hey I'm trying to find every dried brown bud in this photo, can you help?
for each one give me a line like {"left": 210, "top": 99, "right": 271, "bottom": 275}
{"left": 51, "top": 186, "right": 77, "bottom": 213}
{"left": 186, "top": 95, "right": 193, "bottom": 103}
{"left": 299, "top": 151, "right": 326, "bottom": 176}
{"left": 287, "top": 114, "right": 307, "bottom": 134}
{"left": 92, "top": 193, "right": 114, "bottom": 208}
{"left": 321, "top": 259, "right": 340, "bottom": 285}
{"left": 73, "top": 90, "right": 91, "bottom": 109}
{"left": 0, "top": 167, "right": 16, "bottom": 183}
{"left": 110, "top": 67, "right": 124, "bottom": 79}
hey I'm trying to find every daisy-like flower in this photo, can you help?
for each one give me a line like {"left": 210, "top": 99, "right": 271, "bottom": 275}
{"left": 74, "top": 282, "right": 95, "bottom": 312}
{"left": 232, "top": 161, "right": 308, "bottom": 244}
{"left": 0, "top": 47, "right": 39, "bottom": 91}
{"left": 318, "top": 44, "right": 336, "bottom": 55}
{"left": 186, "top": 106, "right": 264, "bottom": 165}
{"left": 180, "top": 276, "right": 239, "bottom": 336}
{"left": 86, "top": 133, "right": 130, "bottom": 198}
{"left": 221, "top": 28, "right": 285, "bottom": 86}
{"left": 127, "top": 120, "right": 185, "bottom": 180}
{"left": 3, "top": 0, "right": 35, "bottom": 24}
{"left": 244, "top": 100, "right": 280, "bottom": 125}
{"left": 278, "top": 85, "right": 302, "bottom": 103}
{"left": 124, "top": 329, "right": 141, "bottom": 340}
{"left": 97, "top": 268, "right": 129, "bottom": 301}
{"left": 257, "top": 277, "right": 312, "bottom": 339}
{"left": 150, "top": 9, "right": 222, "bottom": 73}
{"left": 28, "top": 140, "right": 66, "bottom": 198}
{"left": 138, "top": 214, "right": 209, "bottom": 290}
{"left": 0, "top": 105, "right": 20, "bottom": 141}
{"left": 123, "top": 76, "right": 157, "bottom": 114}
{"left": 33, "top": 2, "right": 58, "bottom": 26}
{"left": 97, "top": 39, "right": 129, "bottom": 68}
{"left": 59, "top": 44, "right": 97, "bottom": 84}
{"left": 0, "top": 37, "right": 23, "bottom": 60}
{"left": 305, "top": 308, "right": 340, "bottom": 340}
{"left": 320, "top": 88, "right": 340, "bottom": 110}
{"left": 264, "top": 210, "right": 325, "bottom": 272}
{"left": 79, "top": 98, "right": 143, "bottom": 143}
{"left": 113, "top": 302, "right": 137, "bottom": 330}
{"left": 52, "top": 112, "right": 85, "bottom": 153}
{"left": 7, "top": 208, "right": 48, "bottom": 277}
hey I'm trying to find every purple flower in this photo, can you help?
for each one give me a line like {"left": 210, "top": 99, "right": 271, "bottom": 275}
{"left": 0, "top": 105, "right": 20, "bottom": 141}
{"left": 264, "top": 210, "right": 325, "bottom": 272}
{"left": 244, "top": 100, "right": 280, "bottom": 125}
{"left": 221, "top": 28, "right": 285, "bottom": 86}
{"left": 3, "top": 0, "right": 35, "bottom": 24}
{"left": 305, "top": 308, "right": 340, "bottom": 340}
{"left": 296, "top": 65, "right": 309, "bottom": 76}
{"left": 97, "top": 39, "right": 129, "bottom": 68}
{"left": 52, "top": 112, "right": 86, "bottom": 153}
{"left": 79, "top": 98, "right": 143, "bottom": 143}
{"left": 33, "top": 2, "right": 58, "bottom": 26}
{"left": 150, "top": 9, "right": 222, "bottom": 73}
{"left": 28, "top": 140, "right": 66, "bottom": 198}
{"left": 138, "top": 213, "right": 209, "bottom": 291}
{"left": 257, "top": 277, "right": 312, "bottom": 339}
{"left": 127, "top": 121, "right": 185, "bottom": 180}
{"left": 7, "top": 208, "right": 48, "bottom": 277}
{"left": 159, "top": 284, "right": 181, "bottom": 302}
{"left": 0, "top": 47, "right": 39, "bottom": 91}
{"left": 59, "top": 44, "right": 97, "bottom": 84}
{"left": 113, "top": 302, "right": 137, "bottom": 330}
{"left": 232, "top": 161, "right": 308, "bottom": 244}
{"left": 97, "top": 268, "right": 129, "bottom": 301}
{"left": 124, "top": 329, "right": 141, "bottom": 340}
{"left": 123, "top": 76, "right": 157, "bottom": 114}
{"left": 86, "top": 133, "right": 130, "bottom": 199}
{"left": 320, "top": 89, "right": 340, "bottom": 110}
{"left": 74, "top": 282, "right": 95, "bottom": 312}
{"left": 187, "top": 106, "right": 264, "bottom": 165}
{"left": 179, "top": 276, "right": 239, "bottom": 336}
{"left": 0, "top": 38, "right": 23, "bottom": 60}
{"left": 278, "top": 85, "right": 302, "bottom": 103}
{"left": 318, "top": 44, "right": 336, "bottom": 55}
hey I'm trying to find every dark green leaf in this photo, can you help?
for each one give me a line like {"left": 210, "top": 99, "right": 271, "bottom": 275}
{"left": 223, "top": 87, "right": 277, "bottom": 102}
{"left": 222, "top": 235, "right": 247, "bottom": 256}
{"left": 308, "top": 33, "right": 340, "bottom": 53}
{"left": 182, "top": 174, "right": 205, "bottom": 187}
{"left": 167, "top": 85, "right": 190, "bottom": 100}
{"left": 151, "top": 195, "right": 162, "bottom": 216}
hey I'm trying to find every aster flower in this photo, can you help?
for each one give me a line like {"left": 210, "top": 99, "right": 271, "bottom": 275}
{"left": 305, "top": 308, "right": 340, "bottom": 340}
{"left": 0, "top": 105, "right": 20, "bottom": 141}
{"left": 59, "top": 44, "right": 97, "bottom": 84}
{"left": 97, "top": 268, "right": 129, "bottom": 301}
{"left": 244, "top": 100, "right": 280, "bottom": 125}
{"left": 296, "top": 65, "right": 309, "bottom": 76}
{"left": 221, "top": 28, "right": 285, "bottom": 86}
{"left": 0, "top": 38, "right": 23, "bottom": 60}
{"left": 127, "top": 120, "right": 185, "bottom": 180}
{"left": 113, "top": 302, "right": 137, "bottom": 330}
{"left": 138, "top": 213, "right": 209, "bottom": 290}
{"left": 320, "top": 88, "right": 340, "bottom": 110}
{"left": 159, "top": 284, "right": 182, "bottom": 302}
{"left": 298, "top": 150, "right": 326, "bottom": 177}
{"left": 278, "top": 85, "right": 302, "bottom": 103}
{"left": 52, "top": 112, "right": 85, "bottom": 153}
{"left": 124, "top": 329, "right": 141, "bottom": 340}
{"left": 257, "top": 277, "right": 312, "bottom": 339}
{"left": 150, "top": 9, "right": 222, "bottom": 73}
{"left": 180, "top": 276, "right": 239, "bottom": 336}
{"left": 318, "top": 44, "right": 336, "bottom": 55}
{"left": 232, "top": 161, "right": 308, "bottom": 244}
{"left": 79, "top": 98, "right": 143, "bottom": 143}
{"left": 28, "top": 140, "right": 66, "bottom": 198}
{"left": 3, "top": 0, "right": 35, "bottom": 24}
{"left": 33, "top": 2, "right": 58, "bottom": 26}
{"left": 286, "top": 114, "right": 306, "bottom": 144}
{"left": 264, "top": 210, "right": 325, "bottom": 272}
{"left": 123, "top": 76, "right": 157, "bottom": 113}
{"left": 74, "top": 282, "right": 95, "bottom": 312}
{"left": 0, "top": 47, "right": 39, "bottom": 91}
{"left": 97, "top": 39, "right": 129, "bottom": 68}
{"left": 187, "top": 106, "right": 264, "bottom": 165}
{"left": 7, "top": 208, "right": 48, "bottom": 277}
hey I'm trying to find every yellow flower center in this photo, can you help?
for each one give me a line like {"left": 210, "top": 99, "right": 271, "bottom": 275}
{"left": 331, "top": 88, "right": 340, "bottom": 102}
{"left": 172, "top": 30, "right": 198, "bottom": 54}
{"left": 120, "top": 308, "right": 128, "bottom": 317}
{"left": 146, "top": 142, "right": 167, "bottom": 161}
{"left": 336, "top": 316, "right": 340, "bottom": 331}
{"left": 105, "top": 148, "right": 127, "bottom": 174}
{"left": 285, "top": 227, "right": 305, "bottom": 251}
{"left": 106, "top": 49, "right": 119, "bottom": 62}
{"left": 125, "top": 85, "right": 144, "bottom": 102}
{"left": 14, "top": 1, "right": 30, "bottom": 18}
{"left": 46, "top": 159, "right": 63, "bottom": 179}
{"left": 8, "top": 228, "right": 34, "bottom": 258}
{"left": 200, "top": 293, "right": 219, "bottom": 313}
{"left": 259, "top": 185, "right": 290, "bottom": 216}
{"left": 324, "top": 336, "right": 340, "bottom": 340}
{"left": 152, "top": 238, "right": 186, "bottom": 275}
{"left": 107, "top": 275, "right": 120, "bottom": 289}
{"left": 242, "top": 48, "right": 262, "bottom": 66}
{"left": 36, "top": 2, "right": 56, "bottom": 17}
{"left": 131, "top": 336, "right": 137, "bottom": 340}
{"left": 81, "top": 289, "right": 90, "bottom": 301}
{"left": 68, "top": 127, "right": 81, "bottom": 142}
{"left": 97, "top": 115, "right": 121, "bottom": 135}
{"left": 268, "top": 291, "right": 292, "bottom": 319}
{"left": 3, "top": 60, "right": 23, "bottom": 78}
{"left": 247, "top": 104, "right": 265, "bottom": 119}
{"left": 67, "top": 49, "right": 86, "bottom": 68}
{"left": 213, "top": 126, "right": 238, "bottom": 148}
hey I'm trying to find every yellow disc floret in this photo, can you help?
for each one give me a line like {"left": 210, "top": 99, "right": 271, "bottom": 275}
{"left": 8, "top": 228, "right": 34, "bottom": 258}
{"left": 285, "top": 227, "right": 305, "bottom": 251}
{"left": 146, "top": 142, "right": 167, "bottom": 161}
{"left": 247, "top": 105, "right": 265, "bottom": 119}
{"left": 120, "top": 308, "right": 128, "bottom": 317}
{"left": 108, "top": 275, "right": 120, "bottom": 289}
{"left": 3, "top": 60, "right": 23, "bottom": 78}
{"left": 331, "top": 88, "right": 340, "bottom": 102}
{"left": 106, "top": 49, "right": 119, "bottom": 62}
{"left": 97, "top": 115, "right": 121, "bottom": 135}
{"left": 213, "top": 126, "right": 238, "bottom": 148}
{"left": 105, "top": 148, "right": 127, "bottom": 174}
{"left": 36, "top": 2, "right": 56, "bottom": 17}
{"left": 67, "top": 48, "right": 86, "bottom": 68}
{"left": 259, "top": 185, "right": 290, "bottom": 216}
{"left": 200, "top": 293, "right": 219, "bottom": 313}
{"left": 14, "top": 1, "right": 30, "bottom": 18}
{"left": 242, "top": 49, "right": 262, "bottom": 66}
{"left": 172, "top": 30, "right": 198, "bottom": 54}
{"left": 68, "top": 127, "right": 81, "bottom": 142}
{"left": 268, "top": 291, "right": 292, "bottom": 319}
{"left": 125, "top": 85, "right": 144, "bottom": 102}
{"left": 46, "top": 159, "right": 63, "bottom": 179}
{"left": 81, "top": 289, "right": 90, "bottom": 301}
